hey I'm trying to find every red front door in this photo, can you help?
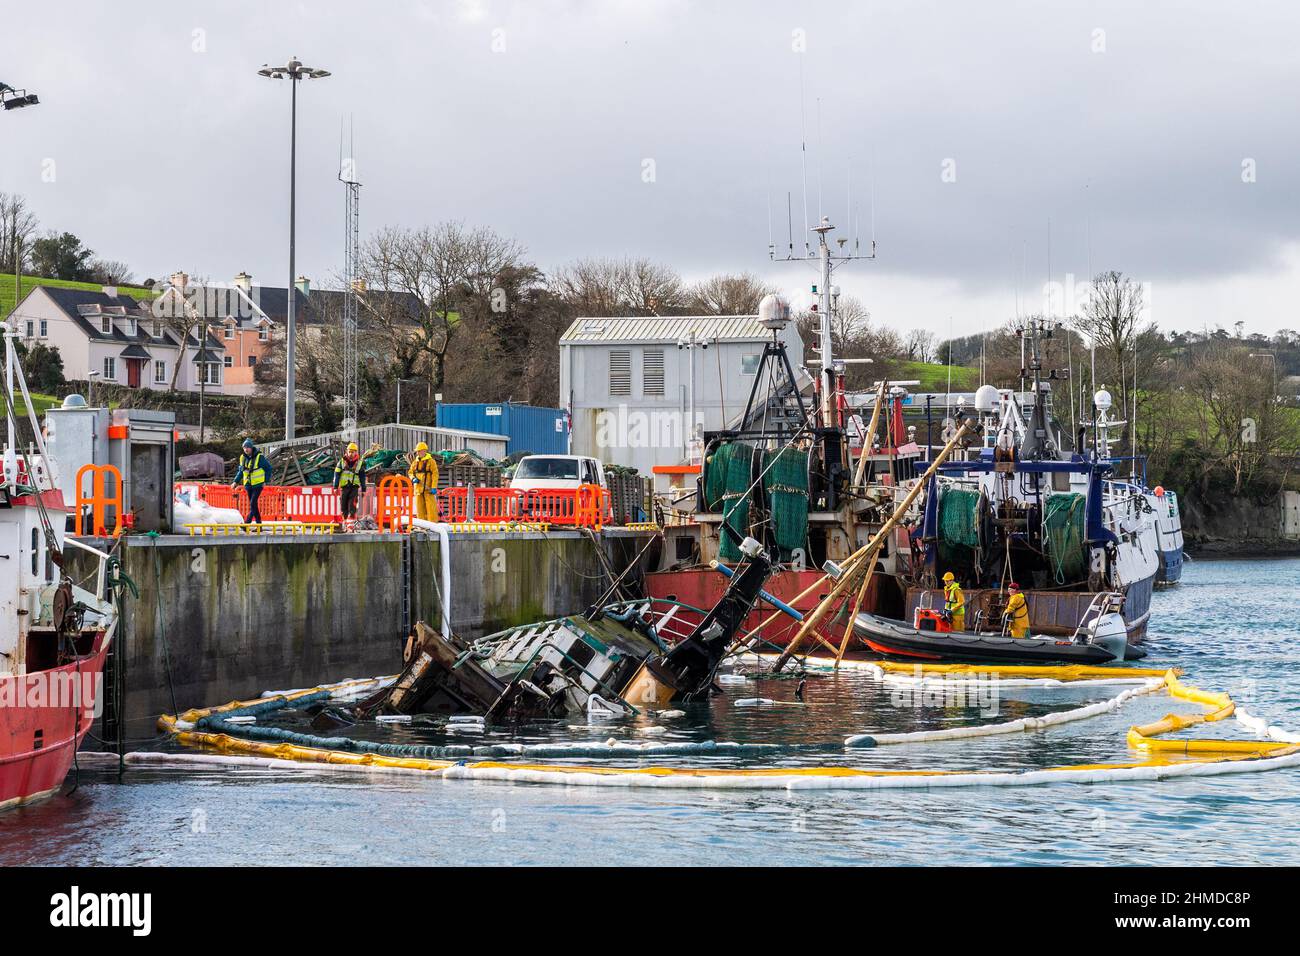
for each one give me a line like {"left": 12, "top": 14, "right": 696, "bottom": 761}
{"left": 126, "top": 358, "right": 143, "bottom": 388}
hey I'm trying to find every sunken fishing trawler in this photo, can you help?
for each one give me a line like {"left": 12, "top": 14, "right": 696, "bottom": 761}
{"left": 329, "top": 535, "right": 782, "bottom": 723}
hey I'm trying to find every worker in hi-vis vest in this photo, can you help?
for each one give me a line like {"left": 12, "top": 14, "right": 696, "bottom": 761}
{"left": 942, "top": 571, "right": 965, "bottom": 632}
{"left": 407, "top": 441, "right": 440, "bottom": 521}
{"left": 1003, "top": 582, "right": 1030, "bottom": 638}
{"left": 232, "top": 438, "right": 270, "bottom": 524}
{"left": 333, "top": 442, "right": 367, "bottom": 525}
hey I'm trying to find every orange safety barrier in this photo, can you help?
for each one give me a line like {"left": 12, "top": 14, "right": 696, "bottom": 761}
{"left": 75, "top": 464, "right": 123, "bottom": 536}
{"left": 284, "top": 486, "right": 342, "bottom": 523}
{"left": 437, "top": 487, "right": 524, "bottom": 523}
{"left": 377, "top": 475, "right": 413, "bottom": 532}
{"left": 518, "top": 483, "right": 610, "bottom": 528}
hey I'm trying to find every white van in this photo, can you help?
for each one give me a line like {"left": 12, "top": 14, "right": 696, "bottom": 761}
{"left": 509, "top": 454, "right": 607, "bottom": 492}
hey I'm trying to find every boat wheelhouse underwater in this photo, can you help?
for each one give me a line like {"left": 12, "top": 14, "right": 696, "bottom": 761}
{"left": 343, "top": 537, "right": 778, "bottom": 723}
{"left": 1, "top": 320, "right": 120, "bottom": 811}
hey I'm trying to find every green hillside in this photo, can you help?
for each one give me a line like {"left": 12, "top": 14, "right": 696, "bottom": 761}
{"left": 893, "top": 360, "right": 981, "bottom": 392}
{"left": 1, "top": 274, "right": 156, "bottom": 320}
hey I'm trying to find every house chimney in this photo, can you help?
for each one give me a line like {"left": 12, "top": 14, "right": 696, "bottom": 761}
{"left": 295, "top": 275, "right": 311, "bottom": 296}
{"left": 234, "top": 271, "right": 252, "bottom": 292}
{"left": 101, "top": 286, "right": 118, "bottom": 298}
{"left": 170, "top": 271, "right": 189, "bottom": 291}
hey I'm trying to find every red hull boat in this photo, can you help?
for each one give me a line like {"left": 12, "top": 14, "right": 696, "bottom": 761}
{"left": 1, "top": 322, "right": 120, "bottom": 811}
{"left": 0, "top": 634, "right": 110, "bottom": 811}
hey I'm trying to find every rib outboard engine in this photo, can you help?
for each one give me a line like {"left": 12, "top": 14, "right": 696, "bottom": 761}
{"left": 1083, "top": 607, "right": 1134, "bottom": 661}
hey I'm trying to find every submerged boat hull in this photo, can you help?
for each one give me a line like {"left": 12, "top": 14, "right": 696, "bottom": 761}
{"left": 0, "top": 633, "right": 109, "bottom": 811}
{"left": 854, "top": 612, "right": 1117, "bottom": 664}
{"left": 645, "top": 566, "right": 891, "bottom": 657}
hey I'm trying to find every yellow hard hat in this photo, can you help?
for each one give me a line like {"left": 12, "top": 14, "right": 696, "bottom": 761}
{"left": 942, "top": 571, "right": 955, "bottom": 582}
{"left": 347, "top": 442, "right": 359, "bottom": 453}
{"left": 414, "top": 441, "right": 429, "bottom": 453}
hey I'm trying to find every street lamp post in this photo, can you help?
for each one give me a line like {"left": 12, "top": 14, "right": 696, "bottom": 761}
{"left": 396, "top": 377, "right": 420, "bottom": 426}
{"left": 1249, "top": 351, "right": 1279, "bottom": 400}
{"left": 258, "top": 57, "right": 330, "bottom": 441}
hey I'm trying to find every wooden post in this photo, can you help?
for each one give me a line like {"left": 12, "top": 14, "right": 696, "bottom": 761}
{"left": 851, "top": 380, "right": 887, "bottom": 490}
{"left": 770, "top": 418, "right": 974, "bottom": 672}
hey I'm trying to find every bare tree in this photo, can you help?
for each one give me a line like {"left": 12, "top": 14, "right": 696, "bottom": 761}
{"left": 551, "top": 256, "right": 685, "bottom": 316}
{"left": 684, "top": 272, "right": 774, "bottom": 314}
{"left": 358, "top": 222, "right": 525, "bottom": 392}
{"left": 0, "top": 192, "right": 39, "bottom": 274}
{"left": 1069, "top": 271, "right": 1155, "bottom": 438}
{"left": 903, "top": 328, "right": 937, "bottom": 364}
{"left": 1187, "top": 346, "right": 1285, "bottom": 494}
{"left": 90, "top": 259, "right": 135, "bottom": 285}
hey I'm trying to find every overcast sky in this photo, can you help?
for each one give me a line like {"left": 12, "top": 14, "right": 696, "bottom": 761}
{"left": 4, "top": 0, "right": 1298, "bottom": 337}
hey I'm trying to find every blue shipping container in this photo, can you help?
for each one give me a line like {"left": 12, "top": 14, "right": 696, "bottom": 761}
{"left": 435, "top": 402, "right": 569, "bottom": 457}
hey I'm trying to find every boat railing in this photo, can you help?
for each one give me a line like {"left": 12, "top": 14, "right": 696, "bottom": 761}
{"left": 1069, "top": 590, "right": 1124, "bottom": 642}
{"left": 63, "top": 536, "right": 115, "bottom": 601}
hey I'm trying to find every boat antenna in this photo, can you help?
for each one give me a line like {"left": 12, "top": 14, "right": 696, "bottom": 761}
{"left": 798, "top": 60, "right": 810, "bottom": 255}
{"left": 766, "top": 178, "right": 775, "bottom": 260}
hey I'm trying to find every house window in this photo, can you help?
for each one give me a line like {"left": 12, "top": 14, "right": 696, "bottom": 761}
{"left": 100, "top": 315, "right": 112, "bottom": 334}
{"left": 39, "top": 319, "right": 47, "bottom": 338}
{"left": 741, "top": 353, "right": 761, "bottom": 374}
{"left": 103, "top": 357, "right": 116, "bottom": 380}
{"left": 25, "top": 320, "right": 34, "bottom": 338}
{"left": 223, "top": 355, "right": 233, "bottom": 368}
{"left": 125, "top": 317, "right": 137, "bottom": 336}
{"left": 258, "top": 325, "right": 269, "bottom": 342}
{"left": 609, "top": 349, "right": 631, "bottom": 396}
{"left": 154, "top": 360, "right": 166, "bottom": 384}
{"left": 203, "top": 363, "right": 220, "bottom": 385}
{"left": 247, "top": 355, "right": 257, "bottom": 367}
{"left": 643, "top": 349, "right": 665, "bottom": 396}
{"left": 152, "top": 319, "right": 163, "bottom": 338}
{"left": 224, "top": 325, "right": 234, "bottom": 339}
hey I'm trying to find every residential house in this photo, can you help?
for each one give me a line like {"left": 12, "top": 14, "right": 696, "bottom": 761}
{"left": 7, "top": 284, "right": 227, "bottom": 393}
{"left": 156, "top": 272, "right": 277, "bottom": 396}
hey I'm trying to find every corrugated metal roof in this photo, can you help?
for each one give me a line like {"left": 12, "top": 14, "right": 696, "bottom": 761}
{"left": 560, "top": 314, "right": 772, "bottom": 344}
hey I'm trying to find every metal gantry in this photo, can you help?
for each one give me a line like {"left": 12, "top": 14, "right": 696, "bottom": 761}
{"left": 340, "top": 138, "right": 361, "bottom": 433}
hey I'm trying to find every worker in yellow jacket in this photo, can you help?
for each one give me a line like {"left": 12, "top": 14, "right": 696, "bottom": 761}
{"left": 942, "top": 571, "right": 965, "bottom": 632}
{"left": 407, "top": 441, "right": 440, "bottom": 521}
{"left": 1004, "top": 582, "right": 1030, "bottom": 638}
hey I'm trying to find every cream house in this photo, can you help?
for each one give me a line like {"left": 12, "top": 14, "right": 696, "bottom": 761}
{"left": 8, "top": 284, "right": 226, "bottom": 393}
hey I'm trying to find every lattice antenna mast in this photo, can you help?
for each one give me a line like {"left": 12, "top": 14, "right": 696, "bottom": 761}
{"left": 339, "top": 119, "right": 362, "bottom": 432}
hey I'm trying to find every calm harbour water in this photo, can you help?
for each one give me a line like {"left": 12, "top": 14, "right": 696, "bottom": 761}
{"left": 3, "top": 557, "right": 1299, "bottom": 866}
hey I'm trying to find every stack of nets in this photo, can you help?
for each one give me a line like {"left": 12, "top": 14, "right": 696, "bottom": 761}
{"left": 704, "top": 441, "right": 809, "bottom": 562}
{"left": 938, "top": 487, "right": 981, "bottom": 570}
{"left": 1042, "top": 492, "right": 1087, "bottom": 584}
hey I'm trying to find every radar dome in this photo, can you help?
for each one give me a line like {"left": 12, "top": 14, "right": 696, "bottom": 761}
{"left": 757, "top": 294, "right": 791, "bottom": 330}
{"left": 61, "top": 394, "right": 89, "bottom": 408}
{"left": 1093, "top": 388, "right": 1113, "bottom": 411}
{"left": 973, "top": 384, "right": 999, "bottom": 414}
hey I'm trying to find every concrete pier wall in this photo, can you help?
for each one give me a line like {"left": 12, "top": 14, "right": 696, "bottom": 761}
{"left": 68, "top": 529, "right": 655, "bottom": 736}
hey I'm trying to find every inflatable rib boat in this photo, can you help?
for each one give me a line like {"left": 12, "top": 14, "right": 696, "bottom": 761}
{"left": 853, "top": 611, "right": 1137, "bottom": 664}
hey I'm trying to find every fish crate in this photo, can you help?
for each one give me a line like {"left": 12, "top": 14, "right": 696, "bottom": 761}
{"left": 438, "top": 464, "right": 505, "bottom": 489}
{"left": 607, "top": 472, "right": 651, "bottom": 525}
